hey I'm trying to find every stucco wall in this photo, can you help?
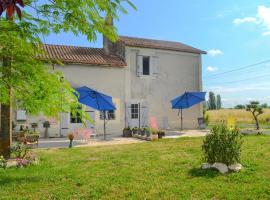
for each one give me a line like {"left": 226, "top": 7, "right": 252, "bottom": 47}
{"left": 126, "top": 47, "right": 202, "bottom": 129}
{"left": 57, "top": 64, "right": 126, "bottom": 136}
{"left": 12, "top": 46, "right": 203, "bottom": 137}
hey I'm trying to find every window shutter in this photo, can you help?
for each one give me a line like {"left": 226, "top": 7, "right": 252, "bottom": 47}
{"left": 141, "top": 102, "right": 149, "bottom": 127}
{"left": 151, "top": 56, "right": 159, "bottom": 76}
{"left": 136, "top": 54, "right": 143, "bottom": 76}
{"left": 125, "top": 102, "right": 132, "bottom": 127}
{"left": 60, "top": 112, "right": 70, "bottom": 137}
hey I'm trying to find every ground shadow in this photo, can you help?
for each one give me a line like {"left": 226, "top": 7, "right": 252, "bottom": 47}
{"left": 0, "top": 175, "right": 41, "bottom": 186}
{"left": 188, "top": 167, "right": 220, "bottom": 178}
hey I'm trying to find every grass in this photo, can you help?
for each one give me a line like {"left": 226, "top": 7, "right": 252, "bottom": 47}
{"left": 0, "top": 136, "right": 270, "bottom": 199}
{"left": 207, "top": 109, "right": 270, "bottom": 129}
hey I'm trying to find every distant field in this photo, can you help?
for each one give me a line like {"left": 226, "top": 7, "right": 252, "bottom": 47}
{"left": 206, "top": 109, "right": 270, "bottom": 127}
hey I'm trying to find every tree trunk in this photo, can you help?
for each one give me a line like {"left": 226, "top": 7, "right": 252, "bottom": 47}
{"left": 0, "top": 57, "right": 12, "bottom": 158}
{"left": 253, "top": 115, "right": 260, "bottom": 130}
{"left": 255, "top": 117, "right": 260, "bottom": 130}
{"left": 0, "top": 97, "right": 12, "bottom": 158}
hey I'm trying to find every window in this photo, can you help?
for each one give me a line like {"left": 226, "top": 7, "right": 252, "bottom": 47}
{"left": 100, "top": 110, "right": 116, "bottom": 120}
{"left": 143, "top": 56, "right": 150, "bottom": 75}
{"left": 70, "top": 106, "right": 82, "bottom": 124}
{"left": 131, "top": 104, "right": 139, "bottom": 119}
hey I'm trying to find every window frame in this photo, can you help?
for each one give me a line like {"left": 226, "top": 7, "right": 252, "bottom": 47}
{"left": 131, "top": 104, "right": 139, "bottom": 119}
{"left": 70, "top": 106, "right": 83, "bottom": 124}
{"left": 100, "top": 110, "right": 116, "bottom": 121}
{"left": 142, "top": 56, "right": 150, "bottom": 76}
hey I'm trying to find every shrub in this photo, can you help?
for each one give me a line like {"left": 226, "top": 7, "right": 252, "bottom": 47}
{"left": 0, "top": 156, "right": 7, "bottom": 169}
{"left": 202, "top": 125, "right": 243, "bottom": 165}
{"left": 11, "top": 142, "right": 30, "bottom": 159}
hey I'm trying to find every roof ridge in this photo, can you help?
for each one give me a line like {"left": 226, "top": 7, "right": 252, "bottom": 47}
{"left": 120, "top": 35, "right": 186, "bottom": 44}
{"left": 119, "top": 35, "right": 206, "bottom": 54}
{"left": 43, "top": 43, "right": 103, "bottom": 50}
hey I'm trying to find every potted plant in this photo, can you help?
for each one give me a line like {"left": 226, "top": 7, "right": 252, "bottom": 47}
{"left": 43, "top": 121, "right": 50, "bottom": 138}
{"left": 123, "top": 127, "right": 132, "bottom": 137}
{"left": 132, "top": 127, "right": 139, "bottom": 136}
{"left": 158, "top": 130, "right": 165, "bottom": 139}
{"left": 68, "top": 133, "right": 74, "bottom": 148}
{"left": 141, "top": 127, "right": 146, "bottom": 136}
{"left": 144, "top": 127, "right": 151, "bottom": 137}
{"left": 151, "top": 129, "right": 159, "bottom": 141}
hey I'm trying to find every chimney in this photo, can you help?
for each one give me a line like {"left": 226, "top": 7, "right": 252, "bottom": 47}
{"left": 103, "top": 16, "right": 126, "bottom": 61}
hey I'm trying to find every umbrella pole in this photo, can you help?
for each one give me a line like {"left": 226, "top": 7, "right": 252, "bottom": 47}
{"left": 181, "top": 108, "right": 183, "bottom": 131}
{"left": 103, "top": 111, "right": 106, "bottom": 140}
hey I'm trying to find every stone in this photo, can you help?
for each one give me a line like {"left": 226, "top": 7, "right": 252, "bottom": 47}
{"left": 201, "top": 163, "right": 212, "bottom": 169}
{"left": 212, "top": 162, "right": 229, "bottom": 174}
{"left": 6, "top": 159, "right": 18, "bottom": 168}
{"left": 228, "top": 164, "right": 242, "bottom": 172}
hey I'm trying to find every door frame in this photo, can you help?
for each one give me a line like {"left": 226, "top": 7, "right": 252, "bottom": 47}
{"left": 126, "top": 100, "right": 148, "bottom": 128}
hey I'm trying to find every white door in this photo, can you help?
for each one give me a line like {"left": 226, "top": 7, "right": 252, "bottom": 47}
{"left": 126, "top": 102, "right": 149, "bottom": 128}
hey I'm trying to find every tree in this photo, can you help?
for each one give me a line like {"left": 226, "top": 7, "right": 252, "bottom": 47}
{"left": 246, "top": 101, "right": 264, "bottom": 130}
{"left": 234, "top": 104, "right": 246, "bottom": 109}
{"left": 0, "top": 0, "right": 135, "bottom": 157}
{"left": 208, "top": 92, "right": 216, "bottom": 110}
{"left": 261, "top": 103, "right": 268, "bottom": 109}
{"left": 216, "top": 94, "right": 222, "bottom": 110}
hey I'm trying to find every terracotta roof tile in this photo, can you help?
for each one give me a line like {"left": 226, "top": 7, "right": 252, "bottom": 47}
{"left": 42, "top": 44, "right": 126, "bottom": 67}
{"left": 119, "top": 36, "right": 206, "bottom": 54}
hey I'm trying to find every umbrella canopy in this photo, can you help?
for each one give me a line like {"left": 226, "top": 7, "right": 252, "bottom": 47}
{"left": 171, "top": 92, "right": 206, "bottom": 130}
{"left": 75, "top": 86, "right": 116, "bottom": 140}
{"left": 76, "top": 86, "right": 116, "bottom": 111}
{"left": 171, "top": 92, "right": 206, "bottom": 109}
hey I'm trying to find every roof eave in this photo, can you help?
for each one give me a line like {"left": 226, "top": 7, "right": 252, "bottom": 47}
{"left": 125, "top": 44, "right": 206, "bottom": 55}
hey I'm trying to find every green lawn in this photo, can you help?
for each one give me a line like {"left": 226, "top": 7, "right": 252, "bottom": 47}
{"left": 1, "top": 136, "right": 270, "bottom": 200}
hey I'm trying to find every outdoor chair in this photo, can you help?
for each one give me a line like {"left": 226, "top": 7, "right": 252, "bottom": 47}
{"left": 198, "top": 117, "right": 206, "bottom": 129}
{"left": 73, "top": 128, "right": 96, "bottom": 142}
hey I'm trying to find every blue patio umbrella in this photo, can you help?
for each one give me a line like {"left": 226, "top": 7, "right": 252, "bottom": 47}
{"left": 171, "top": 92, "right": 206, "bottom": 130}
{"left": 76, "top": 86, "right": 116, "bottom": 140}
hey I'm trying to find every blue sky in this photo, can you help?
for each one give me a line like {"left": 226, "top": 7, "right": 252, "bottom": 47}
{"left": 44, "top": 0, "right": 270, "bottom": 107}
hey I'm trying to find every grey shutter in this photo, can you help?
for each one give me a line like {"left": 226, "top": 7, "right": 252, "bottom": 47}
{"left": 141, "top": 102, "right": 149, "bottom": 127}
{"left": 151, "top": 56, "right": 159, "bottom": 76}
{"left": 60, "top": 112, "right": 70, "bottom": 137}
{"left": 125, "top": 102, "right": 132, "bottom": 128}
{"left": 137, "top": 54, "right": 143, "bottom": 76}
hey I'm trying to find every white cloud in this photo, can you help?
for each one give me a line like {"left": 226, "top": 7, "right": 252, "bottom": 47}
{"left": 233, "top": 17, "right": 258, "bottom": 25}
{"left": 257, "top": 6, "right": 270, "bottom": 35}
{"left": 206, "top": 66, "right": 218, "bottom": 72}
{"left": 207, "top": 49, "right": 223, "bottom": 57}
{"left": 233, "top": 5, "right": 270, "bottom": 36}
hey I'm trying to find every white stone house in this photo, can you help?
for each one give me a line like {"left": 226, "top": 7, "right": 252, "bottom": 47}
{"left": 14, "top": 35, "right": 206, "bottom": 138}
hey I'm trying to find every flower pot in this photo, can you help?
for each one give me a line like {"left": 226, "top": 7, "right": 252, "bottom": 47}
{"left": 141, "top": 130, "right": 146, "bottom": 136}
{"left": 151, "top": 134, "right": 158, "bottom": 141}
{"left": 146, "top": 131, "right": 151, "bottom": 137}
{"left": 123, "top": 130, "right": 132, "bottom": 137}
{"left": 158, "top": 131, "right": 165, "bottom": 139}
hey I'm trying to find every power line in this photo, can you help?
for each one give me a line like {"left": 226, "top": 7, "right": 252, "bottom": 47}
{"left": 204, "top": 59, "right": 270, "bottom": 79}
{"left": 206, "top": 73, "right": 270, "bottom": 85}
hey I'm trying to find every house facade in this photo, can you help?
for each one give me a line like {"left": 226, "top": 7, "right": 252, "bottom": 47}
{"left": 14, "top": 35, "right": 206, "bottom": 137}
